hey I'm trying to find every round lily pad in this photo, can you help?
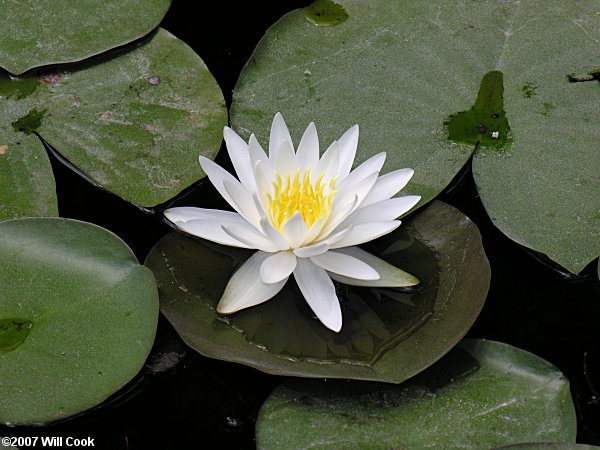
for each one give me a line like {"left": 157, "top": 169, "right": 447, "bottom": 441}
{"left": 231, "top": 0, "right": 600, "bottom": 275}
{"left": 145, "top": 200, "right": 490, "bottom": 383}
{"left": 0, "top": 0, "right": 171, "bottom": 75}
{"left": 255, "top": 339, "right": 577, "bottom": 449}
{"left": 0, "top": 218, "right": 159, "bottom": 425}
{"left": 1, "top": 28, "right": 227, "bottom": 208}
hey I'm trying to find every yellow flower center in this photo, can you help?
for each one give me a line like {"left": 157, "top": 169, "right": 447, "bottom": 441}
{"left": 265, "top": 168, "right": 336, "bottom": 232}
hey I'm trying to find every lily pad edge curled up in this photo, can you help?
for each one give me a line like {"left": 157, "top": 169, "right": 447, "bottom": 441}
{"left": 164, "top": 113, "right": 420, "bottom": 332}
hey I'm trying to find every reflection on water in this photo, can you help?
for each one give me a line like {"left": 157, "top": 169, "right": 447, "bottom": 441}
{"left": 228, "top": 227, "right": 439, "bottom": 366}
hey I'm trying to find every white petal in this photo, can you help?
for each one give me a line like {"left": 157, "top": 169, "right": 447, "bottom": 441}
{"left": 329, "top": 221, "right": 401, "bottom": 249}
{"left": 224, "top": 127, "right": 256, "bottom": 192}
{"left": 362, "top": 168, "right": 415, "bottom": 207}
{"left": 293, "top": 258, "right": 342, "bottom": 332}
{"left": 316, "top": 224, "right": 354, "bottom": 248}
{"left": 300, "top": 217, "right": 324, "bottom": 246}
{"left": 337, "top": 152, "right": 386, "bottom": 190}
{"left": 223, "top": 179, "right": 262, "bottom": 227}
{"left": 259, "top": 216, "right": 289, "bottom": 250}
{"left": 336, "top": 124, "right": 359, "bottom": 177}
{"left": 316, "top": 193, "right": 358, "bottom": 240}
{"left": 337, "top": 195, "right": 421, "bottom": 228}
{"left": 269, "top": 112, "right": 293, "bottom": 161}
{"left": 249, "top": 134, "right": 274, "bottom": 175}
{"left": 174, "top": 218, "right": 252, "bottom": 248}
{"left": 281, "top": 211, "right": 308, "bottom": 248}
{"left": 318, "top": 170, "right": 378, "bottom": 238}
{"left": 294, "top": 242, "right": 329, "bottom": 258}
{"left": 260, "top": 251, "right": 297, "bottom": 284}
{"left": 164, "top": 207, "right": 241, "bottom": 223}
{"left": 312, "top": 140, "right": 339, "bottom": 182}
{"left": 253, "top": 160, "right": 274, "bottom": 212}
{"left": 222, "top": 223, "right": 279, "bottom": 252}
{"left": 310, "top": 250, "right": 379, "bottom": 280}
{"left": 217, "top": 251, "right": 287, "bottom": 313}
{"left": 199, "top": 156, "right": 242, "bottom": 211}
{"left": 327, "top": 246, "right": 419, "bottom": 287}
{"left": 296, "top": 122, "right": 319, "bottom": 170}
{"left": 276, "top": 140, "right": 297, "bottom": 176}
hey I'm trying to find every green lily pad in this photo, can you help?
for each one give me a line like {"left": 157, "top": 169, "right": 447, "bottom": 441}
{"left": 1, "top": 28, "right": 227, "bottom": 208}
{"left": 145, "top": 201, "right": 490, "bottom": 383}
{"left": 496, "top": 445, "right": 600, "bottom": 450}
{"left": 0, "top": 0, "right": 171, "bottom": 75}
{"left": 0, "top": 79, "right": 57, "bottom": 220}
{"left": 0, "top": 218, "right": 159, "bottom": 425}
{"left": 470, "top": 2, "right": 600, "bottom": 274}
{"left": 255, "top": 339, "right": 577, "bottom": 449}
{"left": 231, "top": 0, "right": 600, "bottom": 275}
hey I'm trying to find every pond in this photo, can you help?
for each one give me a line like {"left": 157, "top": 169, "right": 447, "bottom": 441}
{"left": 1, "top": 0, "right": 599, "bottom": 448}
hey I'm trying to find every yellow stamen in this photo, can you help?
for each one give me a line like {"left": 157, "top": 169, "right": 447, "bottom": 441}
{"left": 265, "top": 168, "right": 336, "bottom": 232}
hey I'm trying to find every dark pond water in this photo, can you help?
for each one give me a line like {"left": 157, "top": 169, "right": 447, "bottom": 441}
{"left": 2, "top": 0, "right": 599, "bottom": 448}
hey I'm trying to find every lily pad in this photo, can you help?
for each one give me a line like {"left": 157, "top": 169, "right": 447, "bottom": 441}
{"left": 0, "top": 0, "right": 171, "bottom": 75}
{"left": 0, "top": 78, "right": 57, "bottom": 220}
{"left": 145, "top": 200, "right": 490, "bottom": 383}
{"left": 231, "top": 0, "right": 600, "bottom": 275}
{"left": 0, "top": 218, "right": 159, "bottom": 425}
{"left": 255, "top": 339, "right": 577, "bottom": 449}
{"left": 496, "top": 445, "right": 600, "bottom": 450}
{"left": 1, "top": 28, "right": 227, "bottom": 209}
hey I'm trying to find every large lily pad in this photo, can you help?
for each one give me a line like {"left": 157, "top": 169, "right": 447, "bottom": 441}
{"left": 145, "top": 200, "right": 490, "bottom": 383}
{"left": 0, "top": 0, "right": 171, "bottom": 75}
{"left": 0, "top": 218, "right": 159, "bottom": 425}
{"left": 1, "top": 28, "right": 227, "bottom": 209}
{"left": 231, "top": 0, "right": 600, "bottom": 275}
{"left": 255, "top": 339, "right": 577, "bottom": 449}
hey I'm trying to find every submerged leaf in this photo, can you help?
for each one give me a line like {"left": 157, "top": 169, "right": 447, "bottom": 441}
{"left": 145, "top": 201, "right": 490, "bottom": 383}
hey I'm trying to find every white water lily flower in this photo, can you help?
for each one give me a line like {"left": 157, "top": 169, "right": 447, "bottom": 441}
{"left": 164, "top": 113, "right": 420, "bottom": 332}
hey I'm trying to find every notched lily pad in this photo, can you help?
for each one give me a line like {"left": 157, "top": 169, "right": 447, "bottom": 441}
{"left": 0, "top": 218, "right": 159, "bottom": 425}
{"left": 0, "top": 0, "right": 172, "bottom": 75}
{"left": 0, "top": 28, "right": 227, "bottom": 208}
{"left": 145, "top": 201, "right": 490, "bottom": 383}
{"left": 232, "top": 0, "right": 600, "bottom": 275}
{"left": 255, "top": 339, "right": 577, "bottom": 449}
